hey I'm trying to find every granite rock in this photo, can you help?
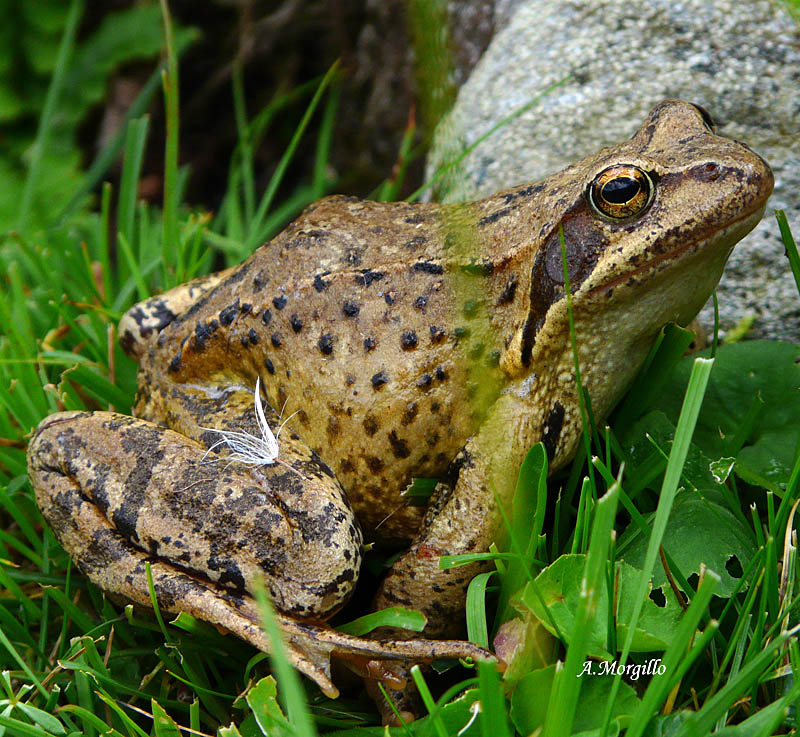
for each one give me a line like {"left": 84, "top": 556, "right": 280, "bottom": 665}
{"left": 427, "top": 0, "right": 800, "bottom": 341}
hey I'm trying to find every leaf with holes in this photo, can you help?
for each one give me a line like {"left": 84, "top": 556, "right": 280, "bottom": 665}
{"left": 618, "top": 490, "right": 756, "bottom": 598}
{"left": 625, "top": 341, "right": 800, "bottom": 493}
{"left": 521, "top": 554, "right": 684, "bottom": 660}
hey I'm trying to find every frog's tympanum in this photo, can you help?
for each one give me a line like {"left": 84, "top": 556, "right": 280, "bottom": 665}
{"left": 28, "top": 101, "right": 772, "bottom": 719}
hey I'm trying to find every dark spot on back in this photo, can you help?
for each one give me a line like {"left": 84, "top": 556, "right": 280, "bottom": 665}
{"left": 272, "top": 296, "right": 287, "bottom": 310}
{"left": 342, "top": 300, "right": 360, "bottom": 317}
{"left": 401, "top": 331, "right": 418, "bottom": 350}
{"left": 327, "top": 416, "right": 340, "bottom": 439}
{"left": 404, "top": 235, "right": 427, "bottom": 250}
{"left": 290, "top": 314, "right": 303, "bottom": 333}
{"left": 318, "top": 334, "right": 334, "bottom": 355}
{"left": 478, "top": 207, "right": 511, "bottom": 226}
{"left": 365, "top": 456, "right": 384, "bottom": 473}
{"left": 364, "top": 336, "right": 377, "bottom": 351}
{"left": 388, "top": 430, "right": 411, "bottom": 459}
{"left": 430, "top": 325, "right": 445, "bottom": 343}
{"left": 355, "top": 269, "right": 384, "bottom": 286}
{"left": 416, "top": 373, "right": 432, "bottom": 390}
{"left": 401, "top": 403, "right": 418, "bottom": 426}
{"left": 265, "top": 358, "right": 275, "bottom": 374}
{"left": 371, "top": 371, "right": 389, "bottom": 389}
{"left": 219, "top": 298, "right": 240, "bottom": 326}
{"left": 363, "top": 415, "right": 379, "bottom": 436}
{"left": 313, "top": 274, "right": 328, "bottom": 292}
{"left": 414, "top": 295, "right": 428, "bottom": 310}
{"left": 498, "top": 276, "right": 518, "bottom": 304}
{"left": 271, "top": 332, "right": 282, "bottom": 348}
{"left": 414, "top": 261, "right": 443, "bottom": 275}
{"left": 248, "top": 328, "right": 259, "bottom": 345}
{"left": 262, "top": 309, "right": 272, "bottom": 325}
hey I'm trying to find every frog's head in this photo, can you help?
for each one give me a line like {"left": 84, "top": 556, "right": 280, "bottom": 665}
{"left": 502, "top": 99, "right": 773, "bottom": 392}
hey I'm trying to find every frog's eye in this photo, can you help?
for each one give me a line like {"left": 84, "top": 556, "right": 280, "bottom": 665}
{"left": 587, "top": 165, "right": 655, "bottom": 220}
{"left": 691, "top": 103, "right": 716, "bottom": 133}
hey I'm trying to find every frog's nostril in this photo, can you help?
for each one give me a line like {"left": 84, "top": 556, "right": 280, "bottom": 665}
{"left": 692, "top": 162, "right": 721, "bottom": 182}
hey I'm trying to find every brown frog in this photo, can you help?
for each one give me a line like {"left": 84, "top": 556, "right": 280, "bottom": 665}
{"left": 27, "top": 100, "right": 772, "bottom": 718}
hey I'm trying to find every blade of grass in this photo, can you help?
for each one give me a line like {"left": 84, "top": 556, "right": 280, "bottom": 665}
{"left": 253, "top": 585, "right": 318, "bottom": 737}
{"left": 231, "top": 60, "right": 256, "bottom": 226}
{"left": 118, "top": 117, "right": 151, "bottom": 261}
{"left": 17, "top": 0, "right": 85, "bottom": 232}
{"left": 675, "top": 627, "right": 798, "bottom": 737}
{"left": 599, "top": 356, "right": 715, "bottom": 737}
{"left": 543, "top": 478, "right": 621, "bottom": 737}
{"left": 244, "top": 61, "right": 340, "bottom": 253}
{"left": 159, "top": 0, "right": 181, "bottom": 280}
{"left": 409, "top": 666, "right": 448, "bottom": 737}
{"left": 465, "top": 571, "right": 495, "bottom": 648}
{"left": 477, "top": 660, "right": 511, "bottom": 737}
{"left": 58, "top": 67, "right": 163, "bottom": 223}
{"left": 775, "top": 210, "right": 800, "bottom": 295}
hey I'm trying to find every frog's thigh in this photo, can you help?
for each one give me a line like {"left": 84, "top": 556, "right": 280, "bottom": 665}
{"left": 27, "top": 411, "right": 362, "bottom": 620}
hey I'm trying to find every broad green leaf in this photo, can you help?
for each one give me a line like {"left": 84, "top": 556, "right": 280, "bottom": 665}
{"left": 629, "top": 341, "right": 800, "bottom": 492}
{"left": 510, "top": 664, "right": 639, "bottom": 737}
{"left": 619, "top": 490, "right": 756, "bottom": 598}
{"left": 245, "top": 676, "right": 291, "bottom": 737}
{"left": 522, "top": 555, "right": 683, "bottom": 659}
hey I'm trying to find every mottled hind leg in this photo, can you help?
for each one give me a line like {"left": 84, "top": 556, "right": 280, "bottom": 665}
{"left": 27, "top": 410, "right": 493, "bottom": 699}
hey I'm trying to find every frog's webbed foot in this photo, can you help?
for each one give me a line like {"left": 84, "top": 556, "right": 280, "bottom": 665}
{"left": 274, "top": 617, "right": 494, "bottom": 701}
{"left": 119, "top": 269, "right": 235, "bottom": 359}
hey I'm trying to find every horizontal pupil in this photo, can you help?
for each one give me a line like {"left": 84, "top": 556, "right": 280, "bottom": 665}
{"left": 601, "top": 177, "right": 640, "bottom": 204}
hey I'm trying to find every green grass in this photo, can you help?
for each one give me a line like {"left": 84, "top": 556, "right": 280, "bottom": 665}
{"left": 1, "top": 4, "right": 800, "bottom": 736}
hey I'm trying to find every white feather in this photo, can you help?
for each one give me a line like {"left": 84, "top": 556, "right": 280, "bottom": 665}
{"left": 200, "top": 377, "right": 301, "bottom": 474}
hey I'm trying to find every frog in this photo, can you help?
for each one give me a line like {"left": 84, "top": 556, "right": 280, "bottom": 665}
{"left": 27, "top": 100, "right": 772, "bottom": 721}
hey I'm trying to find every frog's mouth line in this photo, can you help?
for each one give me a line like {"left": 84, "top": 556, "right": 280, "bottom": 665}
{"left": 587, "top": 203, "right": 767, "bottom": 297}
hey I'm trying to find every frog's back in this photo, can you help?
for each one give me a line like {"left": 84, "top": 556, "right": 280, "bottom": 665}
{"left": 136, "top": 196, "right": 527, "bottom": 538}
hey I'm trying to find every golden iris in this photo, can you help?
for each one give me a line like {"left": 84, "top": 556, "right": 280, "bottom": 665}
{"left": 587, "top": 165, "right": 654, "bottom": 220}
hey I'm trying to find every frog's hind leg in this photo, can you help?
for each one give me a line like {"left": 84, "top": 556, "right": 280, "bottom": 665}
{"left": 27, "top": 411, "right": 491, "bottom": 699}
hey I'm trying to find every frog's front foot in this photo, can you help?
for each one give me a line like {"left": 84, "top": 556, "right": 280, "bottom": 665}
{"left": 26, "top": 410, "right": 494, "bottom": 707}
